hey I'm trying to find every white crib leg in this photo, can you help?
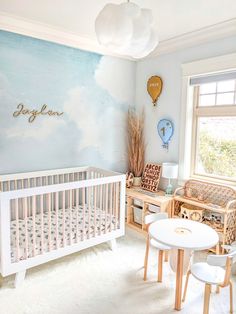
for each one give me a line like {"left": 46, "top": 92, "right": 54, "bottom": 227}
{"left": 108, "top": 239, "right": 117, "bottom": 251}
{"left": 14, "top": 270, "right": 26, "bottom": 288}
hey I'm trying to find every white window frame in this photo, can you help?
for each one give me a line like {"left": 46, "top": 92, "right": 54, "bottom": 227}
{"left": 179, "top": 52, "right": 236, "bottom": 187}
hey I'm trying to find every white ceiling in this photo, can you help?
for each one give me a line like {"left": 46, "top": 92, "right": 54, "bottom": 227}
{"left": 0, "top": 0, "right": 236, "bottom": 58}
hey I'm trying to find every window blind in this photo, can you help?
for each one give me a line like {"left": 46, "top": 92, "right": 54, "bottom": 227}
{"left": 190, "top": 70, "right": 236, "bottom": 86}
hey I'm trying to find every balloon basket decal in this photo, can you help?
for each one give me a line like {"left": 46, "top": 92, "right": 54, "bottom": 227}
{"left": 157, "top": 119, "right": 174, "bottom": 151}
{"left": 147, "top": 76, "right": 163, "bottom": 106}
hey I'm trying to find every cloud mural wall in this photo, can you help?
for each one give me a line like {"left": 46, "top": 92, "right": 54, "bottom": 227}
{"left": 0, "top": 31, "right": 135, "bottom": 174}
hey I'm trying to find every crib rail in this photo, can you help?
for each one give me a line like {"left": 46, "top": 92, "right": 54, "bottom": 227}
{"left": 0, "top": 166, "right": 121, "bottom": 192}
{"left": 0, "top": 168, "right": 125, "bottom": 276}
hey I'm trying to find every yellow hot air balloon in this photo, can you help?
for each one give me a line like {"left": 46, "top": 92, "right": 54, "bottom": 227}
{"left": 147, "top": 76, "right": 163, "bottom": 106}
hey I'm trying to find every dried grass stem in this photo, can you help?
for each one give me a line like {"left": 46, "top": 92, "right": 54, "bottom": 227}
{"left": 127, "top": 109, "right": 145, "bottom": 177}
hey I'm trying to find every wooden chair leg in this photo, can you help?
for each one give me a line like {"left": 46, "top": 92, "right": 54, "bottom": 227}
{"left": 203, "top": 284, "right": 211, "bottom": 314}
{"left": 164, "top": 250, "right": 169, "bottom": 262}
{"left": 143, "top": 235, "right": 150, "bottom": 281}
{"left": 182, "top": 270, "right": 191, "bottom": 302}
{"left": 229, "top": 281, "right": 233, "bottom": 314}
{"left": 157, "top": 250, "right": 163, "bottom": 282}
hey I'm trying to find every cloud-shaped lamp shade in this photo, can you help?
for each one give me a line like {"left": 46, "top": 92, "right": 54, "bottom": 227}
{"left": 95, "top": 2, "right": 158, "bottom": 59}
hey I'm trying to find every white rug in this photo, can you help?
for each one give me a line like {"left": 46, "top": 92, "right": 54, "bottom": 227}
{"left": 0, "top": 227, "right": 235, "bottom": 314}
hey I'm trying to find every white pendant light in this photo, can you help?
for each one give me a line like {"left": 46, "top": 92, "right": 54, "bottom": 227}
{"left": 95, "top": 1, "right": 158, "bottom": 58}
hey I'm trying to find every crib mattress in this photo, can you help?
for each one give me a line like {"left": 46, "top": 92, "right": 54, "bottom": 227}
{"left": 10, "top": 206, "right": 117, "bottom": 262}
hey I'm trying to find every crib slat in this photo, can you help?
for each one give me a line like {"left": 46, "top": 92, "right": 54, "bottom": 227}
{"left": 76, "top": 188, "right": 79, "bottom": 243}
{"left": 99, "top": 184, "right": 102, "bottom": 236}
{"left": 55, "top": 192, "right": 59, "bottom": 249}
{"left": 51, "top": 181, "right": 54, "bottom": 220}
{"left": 105, "top": 184, "right": 108, "bottom": 234}
{"left": 72, "top": 173, "right": 75, "bottom": 205}
{"left": 40, "top": 194, "right": 44, "bottom": 254}
{"left": 94, "top": 183, "right": 97, "bottom": 237}
{"left": 23, "top": 197, "right": 28, "bottom": 259}
{"left": 27, "top": 179, "right": 30, "bottom": 218}
{"left": 110, "top": 183, "right": 113, "bottom": 232}
{"left": 48, "top": 193, "right": 51, "bottom": 251}
{"left": 82, "top": 187, "right": 85, "bottom": 241}
{"left": 113, "top": 183, "right": 117, "bottom": 231}
{"left": 32, "top": 195, "right": 36, "bottom": 257}
{"left": 88, "top": 187, "right": 91, "bottom": 239}
{"left": 115, "top": 183, "right": 119, "bottom": 230}
{"left": 18, "top": 180, "right": 22, "bottom": 219}
{"left": 62, "top": 190, "right": 66, "bottom": 247}
{"left": 69, "top": 189, "right": 72, "bottom": 245}
{"left": 13, "top": 180, "right": 17, "bottom": 221}
{"left": 15, "top": 199, "right": 20, "bottom": 262}
{"left": 113, "top": 183, "right": 115, "bottom": 230}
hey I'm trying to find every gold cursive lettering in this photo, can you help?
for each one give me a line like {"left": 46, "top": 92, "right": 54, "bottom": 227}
{"left": 13, "top": 103, "right": 64, "bottom": 123}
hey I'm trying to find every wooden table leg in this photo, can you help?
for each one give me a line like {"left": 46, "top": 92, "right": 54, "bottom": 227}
{"left": 175, "top": 249, "right": 184, "bottom": 311}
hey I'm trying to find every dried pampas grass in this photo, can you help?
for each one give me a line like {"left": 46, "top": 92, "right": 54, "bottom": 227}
{"left": 127, "top": 109, "right": 145, "bottom": 177}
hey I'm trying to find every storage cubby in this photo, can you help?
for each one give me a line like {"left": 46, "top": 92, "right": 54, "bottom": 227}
{"left": 126, "top": 187, "right": 173, "bottom": 233}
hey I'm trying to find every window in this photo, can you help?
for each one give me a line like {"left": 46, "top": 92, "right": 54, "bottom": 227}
{"left": 179, "top": 54, "right": 236, "bottom": 186}
{"left": 191, "top": 75, "right": 236, "bottom": 183}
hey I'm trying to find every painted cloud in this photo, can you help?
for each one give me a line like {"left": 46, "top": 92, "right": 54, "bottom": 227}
{"left": 95, "top": 56, "right": 135, "bottom": 104}
{"left": 64, "top": 85, "right": 126, "bottom": 162}
{"left": 0, "top": 31, "right": 135, "bottom": 173}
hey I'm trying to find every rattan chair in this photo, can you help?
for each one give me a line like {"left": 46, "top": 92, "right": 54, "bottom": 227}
{"left": 143, "top": 213, "right": 170, "bottom": 282}
{"left": 182, "top": 251, "right": 236, "bottom": 314}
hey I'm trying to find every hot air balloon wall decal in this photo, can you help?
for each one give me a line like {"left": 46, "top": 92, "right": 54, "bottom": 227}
{"left": 147, "top": 76, "right": 163, "bottom": 106}
{"left": 157, "top": 119, "right": 174, "bottom": 150}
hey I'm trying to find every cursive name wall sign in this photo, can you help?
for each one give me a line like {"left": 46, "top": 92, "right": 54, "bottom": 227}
{"left": 13, "top": 103, "right": 64, "bottom": 123}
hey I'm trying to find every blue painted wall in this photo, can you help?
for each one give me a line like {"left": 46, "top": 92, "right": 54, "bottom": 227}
{"left": 0, "top": 31, "right": 135, "bottom": 174}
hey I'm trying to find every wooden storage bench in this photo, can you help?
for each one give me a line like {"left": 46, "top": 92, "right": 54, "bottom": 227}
{"left": 126, "top": 187, "right": 173, "bottom": 233}
{"left": 173, "top": 180, "right": 236, "bottom": 253}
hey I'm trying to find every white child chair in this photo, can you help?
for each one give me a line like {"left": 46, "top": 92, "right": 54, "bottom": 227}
{"left": 182, "top": 251, "right": 236, "bottom": 314}
{"left": 143, "top": 212, "right": 170, "bottom": 282}
{"left": 222, "top": 241, "right": 236, "bottom": 275}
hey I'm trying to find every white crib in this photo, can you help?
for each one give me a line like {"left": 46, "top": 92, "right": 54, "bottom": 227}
{"left": 0, "top": 166, "right": 126, "bottom": 287}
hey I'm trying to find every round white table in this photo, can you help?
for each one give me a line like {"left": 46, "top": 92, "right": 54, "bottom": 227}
{"left": 149, "top": 218, "right": 219, "bottom": 311}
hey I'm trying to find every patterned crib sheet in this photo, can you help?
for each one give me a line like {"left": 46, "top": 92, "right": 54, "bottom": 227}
{"left": 11, "top": 205, "right": 117, "bottom": 262}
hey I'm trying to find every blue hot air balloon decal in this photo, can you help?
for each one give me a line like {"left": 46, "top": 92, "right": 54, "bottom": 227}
{"left": 157, "top": 119, "right": 174, "bottom": 150}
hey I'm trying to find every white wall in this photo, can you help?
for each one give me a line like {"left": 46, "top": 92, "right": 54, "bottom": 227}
{"left": 135, "top": 35, "right": 236, "bottom": 188}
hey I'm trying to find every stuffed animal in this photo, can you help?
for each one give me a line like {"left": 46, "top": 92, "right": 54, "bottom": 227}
{"left": 126, "top": 172, "right": 134, "bottom": 188}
